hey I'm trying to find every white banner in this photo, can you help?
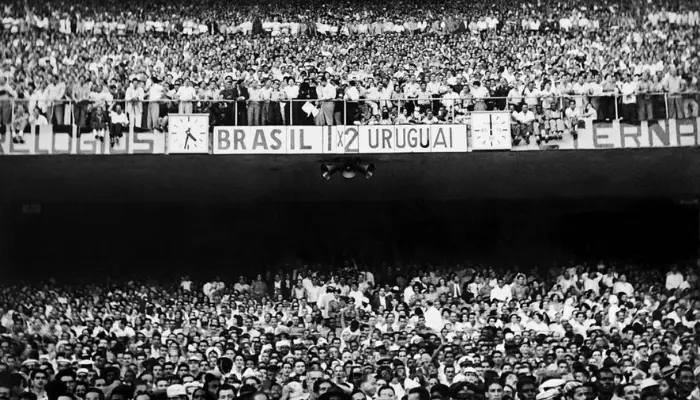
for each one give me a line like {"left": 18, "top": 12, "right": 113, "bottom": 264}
{"left": 0, "top": 125, "right": 166, "bottom": 155}
{"left": 212, "top": 125, "right": 469, "bottom": 155}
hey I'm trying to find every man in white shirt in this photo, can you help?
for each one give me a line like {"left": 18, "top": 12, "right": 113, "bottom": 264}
{"left": 109, "top": 105, "right": 129, "bottom": 147}
{"left": 490, "top": 279, "right": 512, "bottom": 302}
{"left": 612, "top": 275, "right": 634, "bottom": 297}
{"left": 564, "top": 99, "right": 581, "bottom": 137}
{"left": 47, "top": 75, "right": 66, "bottom": 125}
{"left": 620, "top": 74, "right": 637, "bottom": 121}
{"left": 344, "top": 80, "right": 360, "bottom": 125}
{"left": 176, "top": 78, "right": 198, "bottom": 114}
{"left": 471, "top": 81, "right": 490, "bottom": 111}
{"left": 665, "top": 266, "right": 685, "bottom": 291}
{"left": 247, "top": 80, "right": 262, "bottom": 126}
{"left": 146, "top": 78, "right": 163, "bottom": 130}
{"left": 125, "top": 79, "right": 145, "bottom": 128}
{"left": 516, "top": 104, "right": 536, "bottom": 143}
{"left": 317, "top": 77, "right": 336, "bottom": 126}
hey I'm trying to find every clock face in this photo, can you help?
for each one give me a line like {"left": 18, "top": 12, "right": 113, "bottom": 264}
{"left": 471, "top": 113, "right": 512, "bottom": 151}
{"left": 169, "top": 115, "right": 210, "bottom": 154}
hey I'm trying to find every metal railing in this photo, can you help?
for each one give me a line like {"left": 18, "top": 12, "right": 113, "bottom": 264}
{"left": 1, "top": 92, "right": 698, "bottom": 131}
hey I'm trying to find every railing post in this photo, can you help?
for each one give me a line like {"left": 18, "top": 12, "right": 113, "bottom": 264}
{"left": 344, "top": 98, "right": 347, "bottom": 126}
{"left": 234, "top": 101, "right": 238, "bottom": 126}
{"left": 290, "top": 98, "right": 293, "bottom": 126}
{"left": 614, "top": 94, "right": 619, "bottom": 120}
{"left": 10, "top": 98, "right": 14, "bottom": 137}
{"left": 664, "top": 93, "right": 669, "bottom": 120}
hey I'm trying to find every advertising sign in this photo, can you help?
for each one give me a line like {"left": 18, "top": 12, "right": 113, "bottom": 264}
{"left": 212, "top": 125, "right": 469, "bottom": 155}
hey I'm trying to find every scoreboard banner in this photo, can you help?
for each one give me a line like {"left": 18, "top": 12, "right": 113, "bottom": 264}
{"left": 2, "top": 117, "right": 698, "bottom": 155}
{"left": 212, "top": 124, "right": 469, "bottom": 154}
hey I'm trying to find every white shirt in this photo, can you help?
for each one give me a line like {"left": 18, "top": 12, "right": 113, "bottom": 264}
{"left": 321, "top": 83, "right": 336, "bottom": 101}
{"left": 110, "top": 111, "right": 129, "bottom": 125}
{"left": 176, "top": 86, "right": 197, "bottom": 101}
{"left": 490, "top": 285, "right": 512, "bottom": 302}
{"left": 148, "top": 83, "right": 163, "bottom": 101}
{"left": 612, "top": 281, "right": 634, "bottom": 297}
{"left": 665, "top": 272, "right": 685, "bottom": 290}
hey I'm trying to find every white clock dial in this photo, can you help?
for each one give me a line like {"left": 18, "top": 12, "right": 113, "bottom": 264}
{"left": 168, "top": 115, "right": 210, "bottom": 154}
{"left": 471, "top": 112, "right": 512, "bottom": 151}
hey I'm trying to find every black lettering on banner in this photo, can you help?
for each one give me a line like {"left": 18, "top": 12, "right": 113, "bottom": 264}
{"left": 344, "top": 127, "right": 359, "bottom": 153}
{"left": 368, "top": 129, "right": 379, "bottom": 149}
{"left": 33, "top": 125, "right": 49, "bottom": 155}
{"left": 217, "top": 129, "right": 231, "bottom": 151}
{"left": 53, "top": 132, "right": 73, "bottom": 154}
{"left": 233, "top": 129, "right": 246, "bottom": 150}
{"left": 396, "top": 128, "right": 407, "bottom": 149}
{"left": 327, "top": 127, "right": 333, "bottom": 152}
{"left": 110, "top": 133, "right": 130, "bottom": 155}
{"left": 419, "top": 128, "right": 430, "bottom": 148}
{"left": 77, "top": 135, "right": 99, "bottom": 155}
{"left": 408, "top": 128, "right": 418, "bottom": 148}
{"left": 270, "top": 129, "right": 283, "bottom": 150}
{"left": 433, "top": 127, "right": 449, "bottom": 149}
{"left": 382, "top": 128, "right": 392, "bottom": 149}
{"left": 649, "top": 121, "right": 670, "bottom": 146}
{"left": 336, "top": 128, "right": 345, "bottom": 148}
{"left": 592, "top": 122, "right": 614, "bottom": 149}
{"left": 300, "top": 129, "right": 311, "bottom": 150}
{"left": 252, "top": 129, "right": 268, "bottom": 150}
{"left": 289, "top": 128, "right": 296, "bottom": 150}
{"left": 676, "top": 119, "right": 698, "bottom": 146}
{"left": 621, "top": 123, "right": 641, "bottom": 148}
{"left": 133, "top": 131, "right": 154, "bottom": 154}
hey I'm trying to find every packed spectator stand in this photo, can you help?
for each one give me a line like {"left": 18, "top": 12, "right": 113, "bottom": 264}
{"left": 0, "top": 262, "right": 698, "bottom": 400}
{"left": 0, "top": 0, "right": 699, "bottom": 145}
{"left": 0, "top": 261, "right": 700, "bottom": 400}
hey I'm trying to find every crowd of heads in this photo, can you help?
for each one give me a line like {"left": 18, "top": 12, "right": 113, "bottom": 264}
{"left": 0, "top": 261, "right": 698, "bottom": 400}
{"left": 0, "top": 0, "right": 699, "bottom": 135}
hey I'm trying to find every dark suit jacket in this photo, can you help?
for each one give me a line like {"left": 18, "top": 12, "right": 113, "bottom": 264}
{"left": 371, "top": 293, "right": 394, "bottom": 311}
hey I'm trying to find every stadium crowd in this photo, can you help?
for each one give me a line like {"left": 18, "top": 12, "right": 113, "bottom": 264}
{"left": 0, "top": 0, "right": 700, "bottom": 143}
{"left": 0, "top": 262, "right": 698, "bottom": 400}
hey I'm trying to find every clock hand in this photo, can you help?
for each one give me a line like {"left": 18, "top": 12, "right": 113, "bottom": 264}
{"left": 187, "top": 133, "right": 197, "bottom": 141}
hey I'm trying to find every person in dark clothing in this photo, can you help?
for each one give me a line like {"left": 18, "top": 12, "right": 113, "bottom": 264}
{"left": 232, "top": 80, "right": 250, "bottom": 126}
{"left": 210, "top": 102, "right": 228, "bottom": 131}
{"left": 219, "top": 79, "right": 237, "bottom": 125}
{"left": 293, "top": 79, "right": 317, "bottom": 126}
{"left": 492, "top": 78, "right": 510, "bottom": 111}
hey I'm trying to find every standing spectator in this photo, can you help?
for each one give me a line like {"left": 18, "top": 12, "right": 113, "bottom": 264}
{"left": 47, "top": 75, "right": 67, "bottom": 125}
{"left": 176, "top": 78, "right": 198, "bottom": 114}
{"left": 247, "top": 81, "right": 262, "bottom": 126}
{"left": 146, "top": 78, "right": 164, "bottom": 130}
{"left": 664, "top": 67, "right": 686, "bottom": 119}
{"left": 317, "top": 77, "right": 336, "bottom": 126}
{"left": 126, "top": 79, "right": 145, "bottom": 128}
{"left": 620, "top": 74, "right": 638, "bottom": 121}
{"left": 637, "top": 73, "right": 653, "bottom": 121}
{"left": 233, "top": 80, "right": 250, "bottom": 126}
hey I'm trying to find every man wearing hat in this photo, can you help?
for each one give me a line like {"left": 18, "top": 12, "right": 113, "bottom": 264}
{"left": 167, "top": 384, "right": 188, "bottom": 400}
